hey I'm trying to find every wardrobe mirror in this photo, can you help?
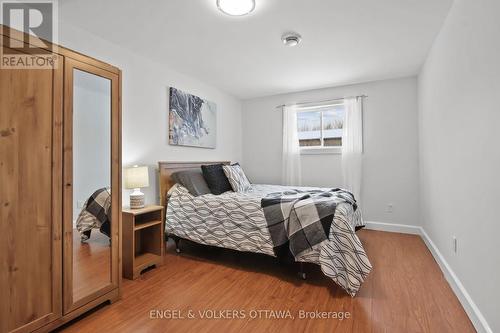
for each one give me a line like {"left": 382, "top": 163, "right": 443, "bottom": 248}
{"left": 72, "top": 69, "right": 112, "bottom": 302}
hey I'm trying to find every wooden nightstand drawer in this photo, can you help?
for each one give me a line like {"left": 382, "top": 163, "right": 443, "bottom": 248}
{"left": 122, "top": 205, "right": 164, "bottom": 279}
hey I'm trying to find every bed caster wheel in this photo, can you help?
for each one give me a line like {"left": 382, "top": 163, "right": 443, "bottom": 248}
{"left": 298, "top": 262, "right": 306, "bottom": 280}
{"left": 172, "top": 237, "right": 181, "bottom": 254}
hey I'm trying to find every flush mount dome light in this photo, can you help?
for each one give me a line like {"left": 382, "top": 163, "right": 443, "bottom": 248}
{"left": 217, "top": 0, "right": 255, "bottom": 16}
{"left": 282, "top": 32, "right": 302, "bottom": 47}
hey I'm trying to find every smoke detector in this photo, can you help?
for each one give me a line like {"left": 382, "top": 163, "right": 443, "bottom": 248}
{"left": 282, "top": 32, "right": 302, "bottom": 47}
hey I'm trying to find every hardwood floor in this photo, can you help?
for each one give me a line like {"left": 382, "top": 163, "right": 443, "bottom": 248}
{"left": 72, "top": 228, "right": 111, "bottom": 301}
{"left": 59, "top": 230, "right": 475, "bottom": 333}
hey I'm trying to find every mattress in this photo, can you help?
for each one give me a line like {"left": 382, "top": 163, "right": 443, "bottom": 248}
{"left": 165, "top": 184, "right": 364, "bottom": 264}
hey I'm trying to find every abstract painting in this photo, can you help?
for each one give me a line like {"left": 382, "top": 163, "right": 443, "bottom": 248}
{"left": 168, "top": 87, "right": 217, "bottom": 148}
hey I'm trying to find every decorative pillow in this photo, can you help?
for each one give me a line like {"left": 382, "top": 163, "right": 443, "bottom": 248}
{"left": 171, "top": 169, "right": 211, "bottom": 196}
{"left": 201, "top": 164, "right": 233, "bottom": 195}
{"left": 223, "top": 163, "right": 251, "bottom": 192}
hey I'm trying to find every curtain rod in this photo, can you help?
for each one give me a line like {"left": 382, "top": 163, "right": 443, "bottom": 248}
{"left": 275, "top": 94, "right": 368, "bottom": 109}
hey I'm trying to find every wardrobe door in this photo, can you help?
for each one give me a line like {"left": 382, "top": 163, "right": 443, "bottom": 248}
{"left": 63, "top": 58, "right": 120, "bottom": 314}
{"left": 0, "top": 43, "right": 63, "bottom": 331}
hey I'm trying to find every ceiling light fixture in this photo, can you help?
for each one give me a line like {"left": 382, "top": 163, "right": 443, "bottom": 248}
{"left": 217, "top": 0, "right": 255, "bottom": 16}
{"left": 282, "top": 32, "right": 302, "bottom": 47}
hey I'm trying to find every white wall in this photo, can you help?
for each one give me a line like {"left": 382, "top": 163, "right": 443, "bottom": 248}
{"left": 73, "top": 71, "right": 111, "bottom": 219}
{"left": 418, "top": 0, "right": 500, "bottom": 331}
{"left": 59, "top": 22, "right": 243, "bottom": 206}
{"left": 242, "top": 77, "right": 420, "bottom": 226}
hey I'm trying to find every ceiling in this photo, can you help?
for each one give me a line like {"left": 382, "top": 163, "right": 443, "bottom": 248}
{"left": 60, "top": 0, "right": 453, "bottom": 99}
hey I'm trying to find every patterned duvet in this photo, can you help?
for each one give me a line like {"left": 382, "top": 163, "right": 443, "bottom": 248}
{"left": 165, "top": 184, "right": 371, "bottom": 296}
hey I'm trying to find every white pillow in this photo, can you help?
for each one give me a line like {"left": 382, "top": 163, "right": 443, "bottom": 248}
{"left": 223, "top": 164, "right": 251, "bottom": 192}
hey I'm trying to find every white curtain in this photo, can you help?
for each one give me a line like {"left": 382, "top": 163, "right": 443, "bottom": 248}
{"left": 282, "top": 105, "right": 302, "bottom": 186}
{"left": 342, "top": 97, "right": 363, "bottom": 200}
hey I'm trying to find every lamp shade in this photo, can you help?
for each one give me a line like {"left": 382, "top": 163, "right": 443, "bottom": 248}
{"left": 124, "top": 166, "right": 149, "bottom": 189}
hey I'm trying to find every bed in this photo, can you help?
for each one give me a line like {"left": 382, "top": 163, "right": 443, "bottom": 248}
{"left": 159, "top": 161, "right": 371, "bottom": 296}
{"left": 76, "top": 187, "right": 111, "bottom": 241}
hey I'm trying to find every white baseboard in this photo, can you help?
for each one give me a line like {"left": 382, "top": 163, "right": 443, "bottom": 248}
{"left": 364, "top": 221, "right": 492, "bottom": 333}
{"left": 420, "top": 229, "right": 492, "bottom": 333}
{"left": 364, "top": 221, "right": 422, "bottom": 235}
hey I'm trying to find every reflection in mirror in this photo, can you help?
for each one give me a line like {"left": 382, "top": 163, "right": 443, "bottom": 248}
{"left": 72, "top": 69, "right": 112, "bottom": 302}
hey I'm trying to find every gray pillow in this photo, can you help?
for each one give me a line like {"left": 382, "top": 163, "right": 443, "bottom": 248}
{"left": 171, "top": 169, "right": 211, "bottom": 196}
{"left": 201, "top": 163, "right": 233, "bottom": 195}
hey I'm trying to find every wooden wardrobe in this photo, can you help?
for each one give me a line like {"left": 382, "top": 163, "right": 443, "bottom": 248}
{"left": 0, "top": 25, "right": 122, "bottom": 332}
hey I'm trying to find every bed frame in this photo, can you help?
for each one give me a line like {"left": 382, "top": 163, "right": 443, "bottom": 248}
{"left": 158, "top": 161, "right": 230, "bottom": 208}
{"left": 158, "top": 160, "right": 308, "bottom": 279}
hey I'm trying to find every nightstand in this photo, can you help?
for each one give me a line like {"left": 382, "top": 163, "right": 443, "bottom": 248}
{"left": 122, "top": 205, "right": 164, "bottom": 279}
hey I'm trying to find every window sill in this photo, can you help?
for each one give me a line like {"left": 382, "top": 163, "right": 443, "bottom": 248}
{"left": 300, "top": 147, "right": 342, "bottom": 155}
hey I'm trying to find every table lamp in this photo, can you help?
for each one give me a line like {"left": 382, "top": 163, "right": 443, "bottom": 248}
{"left": 124, "top": 165, "right": 149, "bottom": 209}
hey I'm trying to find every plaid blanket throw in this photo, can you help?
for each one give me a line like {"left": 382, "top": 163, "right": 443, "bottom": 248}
{"left": 262, "top": 188, "right": 371, "bottom": 296}
{"left": 76, "top": 188, "right": 111, "bottom": 241}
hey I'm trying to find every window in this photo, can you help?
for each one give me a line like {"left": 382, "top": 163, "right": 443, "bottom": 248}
{"left": 297, "top": 103, "right": 345, "bottom": 152}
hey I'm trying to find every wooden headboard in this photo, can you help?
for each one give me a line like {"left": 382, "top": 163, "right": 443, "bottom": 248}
{"left": 158, "top": 161, "right": 230, "bottom": 207}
